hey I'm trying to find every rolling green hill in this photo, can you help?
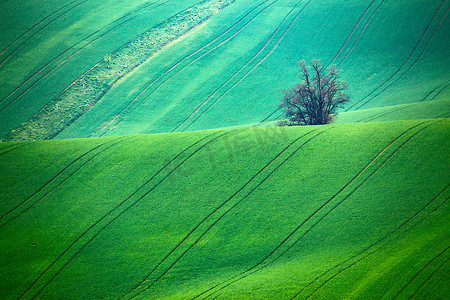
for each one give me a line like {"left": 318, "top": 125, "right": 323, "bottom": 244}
{"left": 0, "top": 119, "right": 449, "bottom": 298}
{"left": 1, "top": 0, "right": 449, "bottom": 140}
{"left": 0, "top": 0, "right": 449, "bottom": 298}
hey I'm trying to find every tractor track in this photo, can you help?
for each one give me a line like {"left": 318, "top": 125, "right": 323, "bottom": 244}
{"left": 200, "top": 120, "right": 436, "bottom": 299}
{"left": 328, "top": 0, "right": 379, "bottom": 67}
{"left": 26, "top": 131, "right": 228, "bottom": 299}
{"left": 298, "top": 182, "right": 449, "bottom": 299}
{"left": 409, "top": 257, "right": 449, "bottom": 299}
{"left": 346, "top": 1, "right": 448, "bottom": 111}
{"left": 177, "top": 0, "right": 314, "bottom": 132}
{"left": 0, "top": 0, "right": 91, "bottom": 70}
{"left": 429, "top": 80, "right": 450, "bottom": 101}
{"left": 0, "top": 137, "right": 130, "bottom": 230}
{"left": 95, "top": 0, "right": 277, "bottom": 136}
{"left": 125, "top": 127, "right": 326, "bottom": 299}
{"left": 0, "top": 0, "right": 166, "bottom": 112}
{"left": 0, "top": 141, "right": 109, "bottom": 222}
{"left": 0, "top": 143, "right": 27, "bottom": 157}
{"left": 353, "top": 5, "right": 449, "bottom": 110}
{"left": 335, "top": 0, "right": 385, "bottom": 68}
{"left": 0, "top": 0, "right": 82, "bottom": 56}
{"left": 0, "top": 0, "right": 90, "bottom": 68}
{"left": 259, "top": 0, "right": 384, "bottom": 125}
{"left": 393, "top": 247, "right": 449, "bottom": 299}
{"left": 357, "top": 103, "right": 414, "bottom": 123}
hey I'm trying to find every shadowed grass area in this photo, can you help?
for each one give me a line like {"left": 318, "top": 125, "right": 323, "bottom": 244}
{"left": 0, "top": 119, "right": 448, "bottom": 298}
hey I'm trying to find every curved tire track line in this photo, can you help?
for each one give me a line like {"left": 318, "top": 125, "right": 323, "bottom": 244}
{"left": 353, "top": 5, "right": 449, "bottom": 111}
{"left": 0, "top": 138, "right": 129, "bottom": 230}
{"left": 358, "top": 103, "right": 414, "bottom": 123}
{"left": 335, "top": 0, "right": 385, "bottom": 68}
{"left": 298, "top": 182, "right": 449, "bottom": 299}
{"left": 0, "top": 0, "right": 166, "bottom": 112}
{"left": 0, "top": 0, "right": 83, "bottom": 57}
{"left": 346, "top": 1, "right": 447, "bottom": 111}
{"left": 28, "top": 131, "right": 227, "bottom": 299}
{"left": 0, "top": 0, "right": 91, "bottom": 70}
{"left": 0, "top": 143, "right": 27, "bottom": 157}
{"left": 20, "top": 132, "right": 212, "bottom": 299}
{"left": 393, "top": 247, "right": 449, "bottom": 299}
{"left": 327, "top": 0, "right": 377, "bottom": 67}
{"left": 0, "top": 141, "right": 108, "bottom": 223}
{"left": 409, "top": 257, "right": 449, "bottom": 299}
{"left": 419, "top": 80, "right": 450, "bottom": 102}
{"left": 148, "top": 128, "right": 330, "bottom": 300}
{"left": 173, "top": 0, "right": 312, "bottom": 133}
{"left": 260, "top": 0, "right": 382, "bottom": 124}
{"left": 126, "top": 128, "right": 324, "bottom": 299}
{"left": 429, "top": 81, "right": 450, "bottom": 101}
{"left": 205, "top": 121, "right": 435, "bottom": 299}
{"left": 184, "top": 0, "right": 315, "bottom": 131}
{"left": 96, "top": 0, "right": 276, "bottom": 136}
{"left": 144, "top": 128, "right": 332, "bottom": 300}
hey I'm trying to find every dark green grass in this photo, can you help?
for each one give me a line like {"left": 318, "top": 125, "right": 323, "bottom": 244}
{"left": 1, "top": 0, "right": 449, "bottom": 140}
{"left": 0, "top": 119, "right": 448, "bottom": 298}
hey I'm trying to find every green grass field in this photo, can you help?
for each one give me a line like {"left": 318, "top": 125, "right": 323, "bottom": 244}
{"left": 0, "top": 0, "right": 449, "bottom": 298}
{"left": 1, "top": 0, "right": 449, "bottom": 140}
{"left": 0, "top": 119, "right": 449, "bottom": 298}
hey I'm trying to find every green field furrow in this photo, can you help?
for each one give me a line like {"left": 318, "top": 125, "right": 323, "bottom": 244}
{"left": 296, "top": 185, "right": 449, "bottom": 299}
{"left": 0, "top": 0, "right": 167, "bottom": 115}
{"left": 18, "top": 131, "right": 221, "bottom": 299}
{"left": 84, "top": 0, "right": 279, "bottom": 138}
{"left": 125, "top": 128, "right": 325, "bottom": 299}
{"left": 190, "top": 120, "right": 435, "bottom": 298}
{"left": 347, "top": 1, "right": 449, "bottom": 111}
{"left": 0, "top": 120, "right": 448, "bottom": 298}
{"left": 0, "top": 0, "right": 449, "bottom": 298}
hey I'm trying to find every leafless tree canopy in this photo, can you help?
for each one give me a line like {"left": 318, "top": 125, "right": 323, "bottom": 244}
{"left": 280, "top": 59, "right": 350, "bottom": 125}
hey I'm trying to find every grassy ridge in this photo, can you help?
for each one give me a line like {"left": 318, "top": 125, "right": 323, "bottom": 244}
{"left": 1, "top": 0, "right": 449, "bottom": 140}
{"left": 0, "top": 119, "right": 448, "bottom": 298}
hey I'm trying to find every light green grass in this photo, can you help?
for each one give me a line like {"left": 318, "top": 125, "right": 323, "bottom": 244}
{"left": 0, "top": 119, "right": 448, "bottom": 298}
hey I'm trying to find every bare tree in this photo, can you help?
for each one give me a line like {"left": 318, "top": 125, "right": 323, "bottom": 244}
{"left": 280, "top": 59, "right": 350, "bottom": 125}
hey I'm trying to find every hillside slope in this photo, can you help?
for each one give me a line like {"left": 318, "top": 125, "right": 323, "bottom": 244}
{"left": 1, "top": 0, "right": 449, "bottom": 140}
{"left": 0, "top": 119, "right": 448, "bottom": 298}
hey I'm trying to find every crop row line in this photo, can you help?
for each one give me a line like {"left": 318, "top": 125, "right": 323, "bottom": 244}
{"left": 0, "top": 0, "right": 90, "bottom": 69}
{"left": 0, "top": 143, "right": 27, "bottom": 157}
{"left": 346, "top": 0, "right": 448, "bottom": 111}
{"left": 357, "top": 103, "right": 414, "bottom": 123}
{"left": 0, "top": 0, "right": 81, "bottom": 56}
{"left": 25, "top": 131, "right": 228, "bottom": 299}
{"left": 427, "top": 80, "right": 450, "bottom": 102}
{"left": 408, "top": 256, "right": 449, "bottom": 299}
{"left": 0, "top": 140, "right": 109, "bottom": 223}
{"left": 327, "top": 0, "right": 377, "bottom": 66}
{"left": 335, "top": 0, "right": 385, "bottom": 68}
{"left": 95, "top": 0, "right": 277, "bottom": 137}
{"left": 127, "top": 127, "right": 326, "bottom": 299}
{"left": 0, "top": 137, "right": 130, "bottom": 231}
{"left": 191, "top": 128, "right": 334, "bottom": 300}
{"left": 259, "top": 0, "right": 385, "bottom": 124}
{"left": 177, "top": 0, "right": 314, "bottom": 132}
{"left": 0, "top": 0, "right": 166, "bottom": 113}
{"left": 293, "top": 120, "right": 444, "bottom": 299}
{"left": 393, "top": 246, "right": 449, "bottom": 299}
{"left": 199, "top": 121, "right": 425, "bottom": 298}
{"left": 5, "top": 0, "right": 235, "bottom": 141}
{"left": 301, "top": 184, "right": 448, "bottom": 299}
